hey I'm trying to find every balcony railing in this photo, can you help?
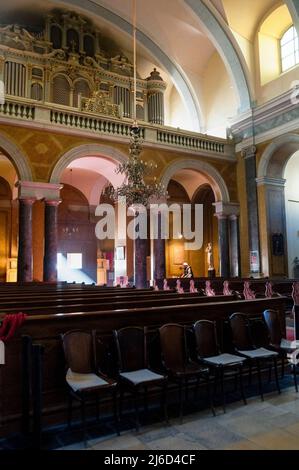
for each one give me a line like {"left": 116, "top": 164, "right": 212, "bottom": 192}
{"left": 0, "top": 97, "right": 234, "bottom": 159}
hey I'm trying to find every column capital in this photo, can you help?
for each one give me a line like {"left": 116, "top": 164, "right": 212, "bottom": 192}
{"left": 241, "top": 145, "right": 257, "bottom": 159}
{"left": 18, "top": 197, "right": 36, "bottom": 206}
{"left": 215, "top": 213, "right": 228, "bottom": 220}
{"left": 43, "top": 199, "right": 62, "bottom": 207}
{"left": 16, "top": 181, "right": 63, "bottom": 201}
{"left": 213, "top": 201, "right": 240, "bottom": 218}
{"left": 256, "top": 177, "right": 286, "bottom": 188}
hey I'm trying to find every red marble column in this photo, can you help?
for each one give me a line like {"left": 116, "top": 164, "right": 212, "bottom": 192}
{"left": 134, "top": 237, "right": 148, "bottom": 289}
{"left": 43, "top": 200, "right": 61, "bottom": 282}
{"left": 153, "top": 212, "right": 166, "bottom": 280}
{"left": 17, "top": 198, "right": 36, "bottom": 283}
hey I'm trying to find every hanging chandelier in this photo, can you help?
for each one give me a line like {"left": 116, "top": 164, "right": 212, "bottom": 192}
{"left": 105, "top": 0, "right": 168, "bottom": 207}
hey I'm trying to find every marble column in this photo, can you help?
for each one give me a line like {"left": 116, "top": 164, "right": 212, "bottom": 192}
{"left": 229, "top": 215, "right": 240, "bottom": 278}
{"left": 17, "top": 198, "right": 36, "bottom": 283}
{"left": 134, "top": 238, "right": 147, "bottom": 289}
{"left": 242, "top": 146, "right": 261, "bottom": 275}
{"left": 153, "top": 212, "right": 166, "bottom": 280}
{"left": 216, "top": 214, "right": 230, "bottom": 278}
{"left": 43, "top": 200, "right": 61, "bottom": 282}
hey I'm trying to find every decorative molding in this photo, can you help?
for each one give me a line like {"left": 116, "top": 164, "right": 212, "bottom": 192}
{"left": 231, "top": 89, "right": 299, "bottom": 150}
{"left": 241, "top": 146, "right": 256, "bottom": 159}
{"left": 256, "top": 177, "right": 287, "bottom": 188}
{"left": 213, "top": 201, "right": 240, "bottom": 217}
{"left": 16, "top": 181, "right": 62, "bottom": 200}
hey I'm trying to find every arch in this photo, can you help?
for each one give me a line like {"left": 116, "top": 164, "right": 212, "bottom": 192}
{"left": 159, "top": 159, "right": 230, "bottom": 203}
{"left": 50, "top": 143, "right": 128, "bottom": 184}
{"left": 184, "top": 0, "right": 253, "bottom": 113}
{"left": 0, "top": 132, "right": 32, "bottom": 181}
{"left": 53, "top": 0, "right": 202, "bottom": 130}
{"left": 258, "top": 134, "right": 299, "bottom": 179}
{"left": 285, "top": 0, "right": 299, "bottom": 35}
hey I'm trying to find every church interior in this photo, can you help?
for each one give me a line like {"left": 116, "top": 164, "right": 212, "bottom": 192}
{"left": 1, "top": 0, "right": 299, "bottom": 453}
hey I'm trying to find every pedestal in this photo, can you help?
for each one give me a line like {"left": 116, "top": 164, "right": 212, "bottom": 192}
{"left": 208, "top": 268, "right": 216, "bottom": 279}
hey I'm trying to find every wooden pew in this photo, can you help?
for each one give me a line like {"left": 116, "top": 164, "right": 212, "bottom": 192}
{"left": 0, "top": 293, "right": 237, "bottom": 316}
{"left": 0, "top": 296, "right": 287, "bottom": 438}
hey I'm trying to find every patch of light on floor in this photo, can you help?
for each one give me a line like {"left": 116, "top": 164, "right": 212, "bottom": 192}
{"left": 57, "top": 253, "right": 94, "bottom": 283}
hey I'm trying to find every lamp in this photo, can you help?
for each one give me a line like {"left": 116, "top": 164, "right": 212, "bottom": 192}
{"left": 105, "top": 0, "right": 167, "bottom": 207}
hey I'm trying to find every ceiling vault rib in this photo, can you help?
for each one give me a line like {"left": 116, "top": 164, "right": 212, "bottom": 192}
{"left": 184, "top": 0, "right": 253, "bottom": 113}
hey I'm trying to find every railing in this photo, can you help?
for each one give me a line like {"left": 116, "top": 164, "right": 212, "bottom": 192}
{"left": 0, "top": 100, "right": 35, "bottom": 120}
{"left": 157, "top": 130, "right": 225, "bottom": 154}
{"left": 50, "top": 109, "right": 145, "bottom": 139}
{"left": 0, "top": 97, "right": 233, "bottom": 158}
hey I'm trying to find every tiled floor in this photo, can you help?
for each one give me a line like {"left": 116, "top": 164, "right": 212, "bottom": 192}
{"left": 57, "top": 386, "right": 299, "bottom": 451}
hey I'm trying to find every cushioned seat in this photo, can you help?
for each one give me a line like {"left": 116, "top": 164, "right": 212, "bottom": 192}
{"left": 238, "top": 347, "right": 278, "bottom": 359}
{"left": 120, "top": 368, "right": 164, "bottom": 385}
{"left": 114, "top": 326, "right": 168, "bottom": 431}
{"left": 203, "top": 353, "right": 246, "bottom": 366}
{"left": 66, "top": 368, "right": 108, "bottom": 392}
{"left": 230, "top": 313, "right": 281, "bottom": 400}
{"left": 193, "top": 320, "right": 247, "bottom": 413}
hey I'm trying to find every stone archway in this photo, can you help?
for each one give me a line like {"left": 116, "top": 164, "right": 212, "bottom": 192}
{"left": 160, "top": 158, "right": 230, "bottom": 203}
{"left": 257, "top": 134, "right": 299, "bottom": 277}
{"left": 159, "top": 158, "right": 237, "bottom": 278}
{"left": 50, "top": 143, "right": 128, "bottom": 184}
{"left": 50, "top": 143, "right": 129, "bottom": 285}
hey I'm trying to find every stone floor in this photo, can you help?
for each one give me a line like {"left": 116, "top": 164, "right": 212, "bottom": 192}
{"left": 57, "top": 385, "right": 299, "bottom": 451}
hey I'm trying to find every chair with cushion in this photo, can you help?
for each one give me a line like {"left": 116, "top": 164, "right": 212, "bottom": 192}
{"left": 113, "top": 326, "right": 168, "bottom": 432}
{"left": 263, "top": 309, "right": 298, "bottom": 392}
{"left": 193, "top": 320, "right": 247, "bottom": 413}
{"left": 61, "top": 330, "right": 119, "bottom": 446}
{"left": 159, "top": 323, "right": 215, "bottom": 423}
{"left": 229, "top": 313, "right": 281, "bottom": 401}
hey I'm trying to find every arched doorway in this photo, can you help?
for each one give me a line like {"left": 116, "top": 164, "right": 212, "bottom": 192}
{"left": 284, "top": 151, "right": 299, "bottom": 278}
{"left": 257, "top": 134, "right": 299, "bottom": 277}
{"left": 165, "top": 175, "right": 218, "bottom": 278}
{"left": 51, "top": 146, "right": 127, "bottom": 284}
{"left": 160, "top": 160, "right": 233, "bottom": 278}
{"left": 0, "top": 154, "right": 18, "bottom": 281}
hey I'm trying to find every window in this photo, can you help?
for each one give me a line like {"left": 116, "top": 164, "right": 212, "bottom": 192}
{"left": 67, "top": 253, "right": 82, "bottom": 270}
{"left": 280, "top": 26, "right": 299, "bottom": 72}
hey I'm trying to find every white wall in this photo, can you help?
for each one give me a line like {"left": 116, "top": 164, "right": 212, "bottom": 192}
{"left": 285, "top": 151, "right": 299, "bottom": 278}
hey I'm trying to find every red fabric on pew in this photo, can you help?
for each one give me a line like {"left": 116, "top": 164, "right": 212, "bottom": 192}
{"left": 0, "top": 313, "right": 27, "bottom": 343}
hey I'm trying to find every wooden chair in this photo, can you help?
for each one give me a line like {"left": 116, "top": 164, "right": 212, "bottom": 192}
{"left": 113, "top": 326, "right": 168, "bottom": 432}
{"left": 229, "top": 313, "right": 281, "bottom": 401}
{"left": 159, "top": 323, "right": 214, "bottom": 423}
{"left": 263, "top": 309, "right": 298, "bottom": 392}
{"left": 193, "top": 320, "right": 247, "bottom": 413}
{"left": 61, "top": 330, "right": 119, "bottom": 446}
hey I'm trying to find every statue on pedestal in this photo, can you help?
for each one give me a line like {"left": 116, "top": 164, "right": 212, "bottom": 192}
{"left": 205, "top": 242, "right": 215, "bottom": 278}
